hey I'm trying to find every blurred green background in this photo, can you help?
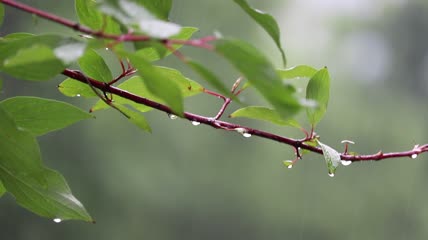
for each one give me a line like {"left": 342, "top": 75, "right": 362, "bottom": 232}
{"left": 1, "top": 0, "right": 428, "bottom": 239}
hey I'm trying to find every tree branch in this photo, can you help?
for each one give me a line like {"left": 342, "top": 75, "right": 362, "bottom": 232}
{"left": 3, "top": 0, "right": 428, "bottom": 162}
{"left": 62, "top": 69, "right": 428, "bottom": 162}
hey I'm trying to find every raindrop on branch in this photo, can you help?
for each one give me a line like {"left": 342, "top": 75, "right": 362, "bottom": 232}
{"left": 191, "top": 121, "right": 200, "bottom": 126}
{"left": 242, "top": 133, "right": 252, "bottom": 138}
{"left": 341, "top": 160, "right": 352, "bottom": 166}
{"left": 168, "top": 114, "right": 178, "bottom": 120}
{"left": 53, "top": 218, "right": 62, "bottom": 223}
{"left": 411, "top": 154, "right": 418, "bottom": 159}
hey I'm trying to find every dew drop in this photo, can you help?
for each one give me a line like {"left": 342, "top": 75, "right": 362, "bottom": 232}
{"left": 328, "top": 173, "right": 335, "bottom": 177}
{"left": 76, "top": 94, "right": 81, "bottom": 97}
{"left": 168, "top": 114, "right": 178, "bottom": 120}
{"left": 283, "top": 160, "right": 293, "bottom": 169}
{"left": 105, "top": 47, "right": 109, "bottom": 51}
{"left": 341, "top": 160, "right": 352, "bottom": 166}
{"left": 242, "top": 133, "right": 252, "bottom": 138}
{"left": 53, "top": 218, "right": 62, "bottom": 223}
{"left": 191, "top": 121, "right": 200, "bottom": 126}
{"left": 411, "top": 154, "right": 418, "bottom": 159}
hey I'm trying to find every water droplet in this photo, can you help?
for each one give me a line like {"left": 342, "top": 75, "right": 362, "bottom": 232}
{"left": 168, "top": 114, "right": 178, "bottom": 120}
{"left": 76, "top": 94, "right": 81, "bottom": 97}
{"left": 341, "top": 160, "right": 352, "bottom": 166}
{"left": 242, "top": 133, "right": 252, "bottom": 138}
{"left": 328, "top": 173, "right": 335, "bottom": 177}
{"left": 191, "top": 121, "right": 200, "bottom": 126}
{"left": 105, "top": 47, "right": 109, "bottom": 51}
{"left": 53, "top": 218, "right": 62, "bottom": 223}
{"left": 411, "top": 154, "right": 418, "bottom": 159}
{"left": 283, "top": 160, "right": 293, "bottom": 169}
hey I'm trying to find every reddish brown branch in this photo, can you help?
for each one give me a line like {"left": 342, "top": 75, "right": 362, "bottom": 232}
{"left": 62, "top": 69, "right": 428, "bottom": 162}
{"left": 0, "top": 0, "right": 214, "bottom": 50}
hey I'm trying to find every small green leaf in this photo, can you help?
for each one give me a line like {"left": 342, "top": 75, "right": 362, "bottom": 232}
{"left": 187, "top": 60, "right": 231, "bottom": 97}
{"left": 127, "top": 54, "right": 184, "bottom": 115}
{"left": 2, "top": 45, "right": 65, "bottom": 81}
{"left": 78, "top": 49, "right": 113, "bottom": 83}
{"left": 58, "top": 78, "right": 96, "bottom": 98}
{"left": 0, "top": 3, "right": 4, "bottom": 27}
{"left": 54, "top": 41, "right": 86, "bottom": 65}
{"left": 134, "top": 0, "right": 172, "bottom": 20}
{"left": 306, "top": 67, "right": 330, "bottom": 127}
{"left": 317, "top": 140, "right": 341, "bottom": 176}
{"left": 233, "top": 0, "right": 286, "bottom": 66}
{"left": 75, "top": 0, "right": 104, "bottom": 30}
{"left": 277, "top": 65, "right": 318, "bottom": 80}
{"left": 134, "top": 27, "right": 198, "bottom": 60}
{"left": 215, "top": 39, "right": 301, "bottom": 118}
{"left": 116, "top": 104, "right": 151, "bottom": 132}
{"left": 0, "top": 107, "right": 92, "bottom": 222}
{"left": 92, "top": 68, "right": 203, "bottom": 112}
{"left": 0, "top": 97, "right": 93, "bottom": 136}
{"left": 100, "top": 0, "right": 180, "bottom": 38}
{"left": 230, "top": 106, "right": 301, "bottom": 128}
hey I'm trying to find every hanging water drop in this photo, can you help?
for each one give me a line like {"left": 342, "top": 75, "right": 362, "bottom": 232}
{"left": 283, "top": 160, "right": 293, "bottom": 169}
{"left": 328, "top": 173, "right": 335, "bottom": 177}
{"left": 411, "top": 154, "right": 418, "bottom": 159}
{"left": 76, "top": 94, "right": 81, "bottom": 97}
{"left": 191, "top": 121, "right": 200, "bottom": 126}
{"left": 53, "top": 218, "right": 62, "bottom": 223}
{"left": 168, "top": 114, "right": 178, "bottom": 120}
{"left": 341, "top": 160, "right": 352, "bottom": 166}
{"left": 242, "top": 133, "right": 252, "bottom": 138}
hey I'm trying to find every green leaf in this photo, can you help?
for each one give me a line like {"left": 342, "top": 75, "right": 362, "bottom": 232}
{"left": 0, "top": 97, "right": 93, "bottom": 136}
{"left": 0, "top": 34, "right": 62, "bottom": 64}
{"left": 134, "top": 27, "right": 198, "bottom": 60}
{"left": 0, "top": 107, "right": 92, "bottom": 222}
{"left": 92, "top": 68, "right": 203, "bottom": 112}
{"left": 116, "top": 104, "right": 151, "bottom": 132}
{"left": 2, "top": 44, "right": 65, "bottom": 81}
{"left": 187, "top": 60, "right": 231, "bottom": 97}
{"left": 230, "top": 106, "right": 301, "bottom": 128}
{"left": 54, "top": 41, "right": 87, "bottom": 65}
{"left": 58, "top": 78, "right": 97, "bottom": 98}
{"left": 277, "top": 65, "right": 318, "bottom": 80}
{"left": 233, "top": 0, "right": 286, "bottom": 66}
{"left": 215, "top": 39, "right": 301, "bottom": 118}
{"left": 75, "top": 0, "right": 104, "bottom": 30}
{"left": 134, "top": 0, "right": 172, "bottom": 20}
{"left": 306, "top": 67, "right": 330, "bottom": 127}
{"left": 127, "top": 54, "right": 184, "bottom": 115}
{"left": 75, "top": 0, "right": 122, "bottom": 36}
{"left": 0, "top": 3, "right": 4, "bottom": 27}
{"left": 100, "top": 0, "right": 180, "bottom": 38}
{"left": 78, "top": 49, "right": 113, "bottom": 83}
{"left": 317, "top": 140, "right": 341, "bottom": 176}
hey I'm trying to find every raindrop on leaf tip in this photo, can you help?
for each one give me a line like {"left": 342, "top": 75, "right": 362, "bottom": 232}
{"left": 53, "top": 218, "right": 62, "bottom": 223}
{"left": 328, "top": 173, "right": 335, "bottom": 177}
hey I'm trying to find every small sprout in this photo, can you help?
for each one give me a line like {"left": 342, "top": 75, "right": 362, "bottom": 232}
{"left": 283, "top": 160, "right": 294, "bottom": 169}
